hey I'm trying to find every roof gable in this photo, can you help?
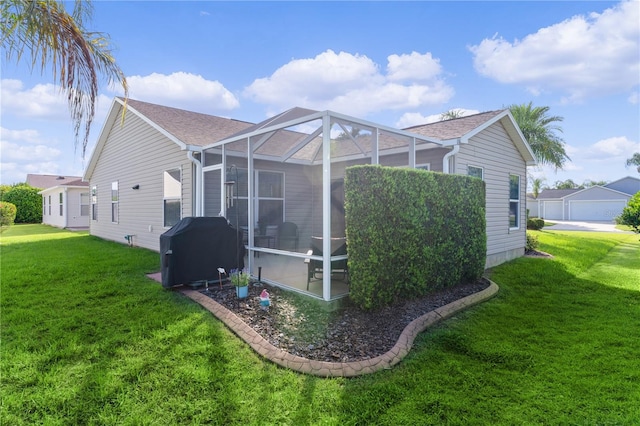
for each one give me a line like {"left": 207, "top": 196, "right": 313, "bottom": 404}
{"left": 84, "top": 98, "right": 253, "bottom": 180}
{"left": 404, "top": 110, "right": 536, "bottom": 166}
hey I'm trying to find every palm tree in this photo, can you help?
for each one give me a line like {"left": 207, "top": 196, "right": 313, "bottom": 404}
{"left": 1, "top": 0, "right": 128, "bottom": 156}
{"left": 439, "top": 109, "right": 464, "bottom": 121}
{"left": 508, "top": 102, "right": 569, "bottom": 170}
{"left": 626, "top": 152, "right": 640, "bottom": 173}
{"left": 531, "top": 177, "right": 545, "bottom": 198}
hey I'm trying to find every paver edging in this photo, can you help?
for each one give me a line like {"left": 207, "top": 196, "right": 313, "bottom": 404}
{"left": 178, "top": 280, "right": 499, "bottom": 377}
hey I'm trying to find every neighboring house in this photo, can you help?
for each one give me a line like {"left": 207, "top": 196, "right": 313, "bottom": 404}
{"left": 536, "top": 176, "right": 640, "bottom": 221}
{"left": 27, "top": 174, "right": 90, "bottom": 229}
{"left": 526, "top": 193, "right": 540, "bottom": 217}
{"left": 84, "top": 98, "right": 535, "bottom": 300}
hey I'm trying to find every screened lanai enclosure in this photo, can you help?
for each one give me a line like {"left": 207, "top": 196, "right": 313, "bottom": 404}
{"left": 194, "top": 108, "right": 449, "bottom": 301}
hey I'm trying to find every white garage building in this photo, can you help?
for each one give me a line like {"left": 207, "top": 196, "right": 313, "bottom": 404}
{"left": 536, "top": 176, "right": 639, "bottom": 221}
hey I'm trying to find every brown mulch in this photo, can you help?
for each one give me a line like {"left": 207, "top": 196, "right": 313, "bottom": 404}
{"left": 199, "top": 279, "right": 490, "bottom": 362}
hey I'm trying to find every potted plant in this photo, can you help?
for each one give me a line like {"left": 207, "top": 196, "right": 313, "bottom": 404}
{"left": 230, "top": 268, "right": 250, "bottom": 298}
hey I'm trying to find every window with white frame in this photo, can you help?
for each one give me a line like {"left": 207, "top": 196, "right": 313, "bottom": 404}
{"left": 111, "top": 181, "right": 119, "bottom": 223}
{"left": 59, "top": 192, "right": 63, "bottom": 216}
{"left": 509, "top": 174, "right": 520, "bottom": 229}
{"left": 80, "top": 192, "right": 90, "bottom": 216}
{"left": 91, "top": 186, "right": 97, "bottom": 220}
{"left": 164, "top": 169, "right": 181, "bottom": 227}
{"left": 48, "top": 195, "right": 51, "bottom": 216}
{"left": 42, "top": 196, "right": 46, "bottom": 216}
{"left": 416, "top": 163, "right": 430, "bottom": 171}
{"left": 468, "top": 165, "right": 484, "bottom": 180}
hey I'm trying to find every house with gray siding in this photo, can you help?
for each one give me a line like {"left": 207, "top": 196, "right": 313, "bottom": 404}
{"left": 536, "top": 176, "right": 639, "bottom": 221}
{"left": 27, "top": 174, "right": 90, "bottom": 229}
{"left": 84, "top": 98, "right": 535, "bottom": 300}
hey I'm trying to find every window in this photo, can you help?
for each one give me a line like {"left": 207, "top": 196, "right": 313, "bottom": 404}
{"left": 416, "top": 163, "right": 431, "bottom": 171}
{"left": 59, "top": 192, "right": 63, "bottom": 216}
{"left": 43, "top": 196, "right": 46, "bottom": 216}
{"left": 111, "top": 181, "right": 119, "bottom": 223}
{"left": 80, "top": 192, "right": 90, "bottom": 216}
{"left": 164, "top": 169, "right": 181, "bottom": 227}
{"left": 509, "top": 174, "right": 520, "bottom": 229}
{"left": 91, "top": 186, "right": 97, "bottom": 220}
{"left": 468, "top": 165, "right": 484, "bottom": 180}
{"left": 48, "top": 195, "right": 51, "bottom": 216}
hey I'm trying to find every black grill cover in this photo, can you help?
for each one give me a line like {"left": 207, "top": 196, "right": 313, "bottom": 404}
{"left": 160, "top": 217, "right": 245, "bottom": 288}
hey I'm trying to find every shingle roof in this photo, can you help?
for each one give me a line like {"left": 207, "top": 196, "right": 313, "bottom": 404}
{"left": 26, "top": 174, "right": 88, "bottom": 189}
{"left": 124, "top": 98, "right": 254, "bottom": 147}
{"left": 537, "top": 188, "right": 580, "bottom": 199}
{"left": 404, "top": 110, "right": 505, "bottom": 140}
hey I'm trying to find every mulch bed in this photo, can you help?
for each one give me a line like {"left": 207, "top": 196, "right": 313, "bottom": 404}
{"left": 199, "top": 279, "right": 490, "bottom": 362}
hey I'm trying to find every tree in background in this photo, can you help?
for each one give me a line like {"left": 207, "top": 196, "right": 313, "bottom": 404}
{"left": 554, "top": 179, "right": 581, "bottom": 190}
{"left": 530, "top": 177, "right": 546, "bottom": 198}
{"left": 583, "top": 180, "right": 608, "bottom": 187}
{"left": 626, "top": 152, "right": 640, "bottom": 173}
{"left": 617, "top": 192, "right": 640, "bottom": 234}
{"left": 439, "top": 109, "right": 464, "bottom": 121}
{"left": 1, "top": 184, "right": 42, "bottom": 223}
{"left": 1, "top": 0, "right": 128, "bottom": 156}
{"left": 509, "top": 102, "right": 569, "bottom": 170}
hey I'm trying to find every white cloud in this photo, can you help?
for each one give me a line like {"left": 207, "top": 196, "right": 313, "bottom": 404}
{"left": 0, "top": 127, "right": 63, "bottom": 184}
{"left": 110, "top": 72, "right": 240, "bottom": 113}
{"left": 396, "top": 108, "right": 480, "bottom": 128}
{"left": 469, "top": 1, "right": 640, "bottom": 102}
{"left": 387, "top": 52, "right": 443, "bottom": 82}
{"left": 0, "top": 79, "right": 69, "bottom": 120}
{"left": 533, "top": 135, "right": 640, "bottom": 185}
{"left": 243, "top": 49, "right": 454, "bottom": 117}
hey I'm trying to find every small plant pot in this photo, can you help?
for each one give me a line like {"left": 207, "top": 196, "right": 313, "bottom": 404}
{"left": 235, "top": 285, "right": 249, "bottom": 298}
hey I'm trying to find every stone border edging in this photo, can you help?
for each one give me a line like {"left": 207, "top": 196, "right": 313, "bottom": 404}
{"left": 179, "top": 281, "right": 499, "bottom": 377}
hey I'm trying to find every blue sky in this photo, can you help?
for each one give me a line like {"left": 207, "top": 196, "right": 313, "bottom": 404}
{"left": 1, "top": 1, "right": 639, "bottom": 188}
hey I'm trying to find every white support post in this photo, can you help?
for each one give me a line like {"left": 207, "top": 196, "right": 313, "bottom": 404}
{"left": 372, "top": 129, "right": 379, "bottom": 165}
{"left": 247, "top": 137, "right": 254, "bottom": 274}
{"left": 409, "top": 137, "right": 416, "bottom": 169}
{"left": 322, "top": 114, "right": 332, "bottom": 301}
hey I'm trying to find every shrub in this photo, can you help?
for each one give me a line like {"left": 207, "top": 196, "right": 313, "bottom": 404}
{"left": 0, "top": 184, "right": 42, "bottom": 223}
{"left": 526, "top": 233, "right": 539, "bottom": 251}
{"left": 527, "top": 217, "right": 545, "bottom": 230}
{"left": 0, "top": 202, "right": 17, "bottom": 227}
{"left": 345, "top": 165, "right": 486, "bottom": 310}
{"left": 617, "top": 192, "right": 640, "bottom": 234}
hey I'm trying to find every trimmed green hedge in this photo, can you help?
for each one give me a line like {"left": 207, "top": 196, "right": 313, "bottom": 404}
{"left": 345, "top": 165, "right": 486, "bottom": 310}
{"left": 0, "top": 184, "right": 42, "bottom": 224}
{"left": 0, "top": 201, "right": 17, "bottom": 227}
{"left": 527, "top": 217, "right": 545, "bottom": 230}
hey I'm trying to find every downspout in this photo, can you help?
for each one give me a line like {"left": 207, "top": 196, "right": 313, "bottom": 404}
{"left": 187, "top": 150, "right": 203, "bottom": 217}
{"left": 442, "top": 143, "right": 460, "bottom": 174}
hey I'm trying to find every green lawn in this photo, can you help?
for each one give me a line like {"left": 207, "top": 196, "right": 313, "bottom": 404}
{"left": 1, "top": 224, "right": 639, "bottom": 425}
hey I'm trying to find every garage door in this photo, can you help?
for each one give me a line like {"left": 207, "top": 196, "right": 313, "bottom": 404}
{"left": 569, "top": 200, "right": 627, "bottom": 221}
{"left": 542, "top": 201, "right": 563, "bottom": 220}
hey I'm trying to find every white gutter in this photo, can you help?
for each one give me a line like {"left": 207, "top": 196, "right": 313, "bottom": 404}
{"left": 187, "top": 150, "right": 203, "bottom": 216}
{"left": 442, "top": 144, "right": 460, "bottom": 174}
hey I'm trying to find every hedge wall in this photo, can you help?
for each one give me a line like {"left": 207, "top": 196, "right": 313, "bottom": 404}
{"left": 0, "top": 184, "right": 42, "bottom": 224}
{"left": 345, "top": 165, "right": 486, "bottom": 310}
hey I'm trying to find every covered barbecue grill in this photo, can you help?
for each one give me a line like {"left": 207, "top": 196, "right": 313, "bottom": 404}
{"left": 160, "top": 217, "right": 245, "bottom": 288}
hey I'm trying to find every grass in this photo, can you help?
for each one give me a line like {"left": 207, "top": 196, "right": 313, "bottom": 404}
{"left": 1, "top": 224, "right": 639, "bottom": 425}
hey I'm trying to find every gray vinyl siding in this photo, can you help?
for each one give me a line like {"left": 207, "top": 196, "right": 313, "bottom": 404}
{"left": 605, "top": 177, "right": 640, "bottom": 195}
{"left": 455, "top": 122, "right": 527, "bottom": 267}
{"left": 66, "top": 188, "right": 89, "bottom": 228}
{"left": 88, "top": 105, "right": 193, "bottom": 251}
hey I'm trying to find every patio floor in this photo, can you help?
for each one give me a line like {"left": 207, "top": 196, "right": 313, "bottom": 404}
{"left": 247, "top": 250, "right": 350, "bottom": 300}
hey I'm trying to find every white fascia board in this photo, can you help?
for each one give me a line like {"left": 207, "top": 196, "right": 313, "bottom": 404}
{"left": 83, "top": 97, "right": 124, "bottom": 181}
